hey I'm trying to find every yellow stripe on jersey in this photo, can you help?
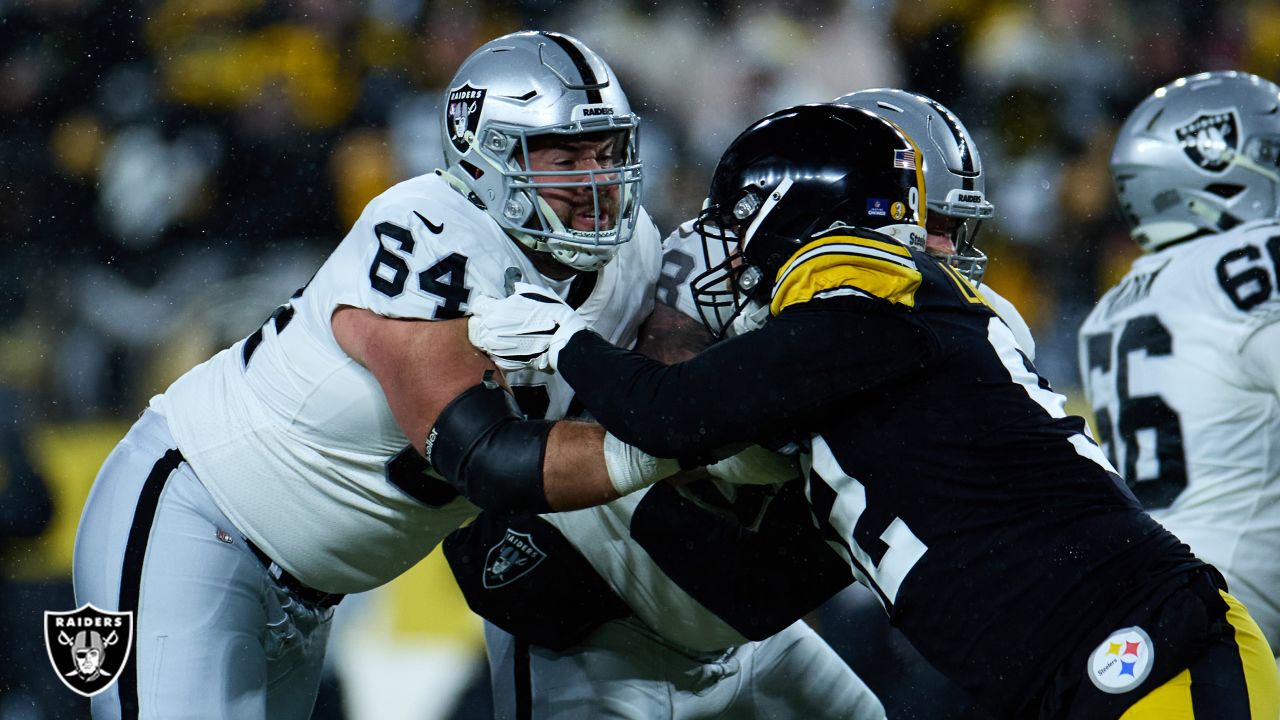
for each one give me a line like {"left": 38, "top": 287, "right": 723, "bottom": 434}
{"left": 1118, "top": 592, "right": 1279, "bottom": 719}
{"left": 770, "top": 234, "right": 921, "bottom": 315}
{"left": 1223, "top": 591, "right": 1280, "bottom": 719}
{"left": 938, "top": 260, "right": 996, "bottom": 311}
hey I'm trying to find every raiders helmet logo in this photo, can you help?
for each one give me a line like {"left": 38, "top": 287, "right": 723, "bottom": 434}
{"left": 482, "top": 529, "right": 547, "bottom": 588}
{"left": 446, "top": 83, "right": 488, "bottom": 155}
{"left": 45, "top": 604, "right": 134, "bottom": 697}
{"left": 1175, "top": 110, "right": 1238, "bottom": 173}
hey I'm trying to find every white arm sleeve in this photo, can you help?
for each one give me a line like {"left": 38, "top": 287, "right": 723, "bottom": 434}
{"left": 977, "top": 283, "right": 1036, "bottom": 362}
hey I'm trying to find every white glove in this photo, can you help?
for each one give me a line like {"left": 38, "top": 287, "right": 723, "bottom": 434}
{"left": 467, "top": 282, "right": 588, "bottom": 373}
{"left": 603, "top": 432, "right": 680, "bottom": 496}
{"left": 706, "top": 444, "right": 801, "bottom": 486}
{"left": 728, "top": 299, "right": 771, "bottom": 337}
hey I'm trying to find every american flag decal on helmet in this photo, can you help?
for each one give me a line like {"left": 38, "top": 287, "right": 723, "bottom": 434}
{"left": 893, "top": 148, "right": 916, "bottom": 170}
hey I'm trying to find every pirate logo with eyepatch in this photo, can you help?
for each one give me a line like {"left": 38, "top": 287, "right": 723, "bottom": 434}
{"left": 45, "top": 604, "right": 134, "bottom": 697}
{"left": 1175, "top": 110, "right": 1238, "bottom": 173}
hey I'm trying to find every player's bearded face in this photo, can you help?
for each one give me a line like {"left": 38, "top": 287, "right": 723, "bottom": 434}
{"left": 524, "top": 133, "right": 623, "bottom": 232}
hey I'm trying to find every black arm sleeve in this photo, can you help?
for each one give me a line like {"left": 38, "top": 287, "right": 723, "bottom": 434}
{"left": 558, "top": 296, "right": 940, "bottom": 459}
{"left": 427, "top": 379, "right": 554, "bottom": 515}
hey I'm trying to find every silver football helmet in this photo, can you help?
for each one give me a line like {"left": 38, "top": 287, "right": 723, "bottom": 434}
{"left": 442, "top": 31, "right": 643, "bottom": 272}
{"left": 1112, "top": 71, "right": 1280, "bottom": 252}
{"left": 837, "top": 88, "right": 993, "bottom": 283}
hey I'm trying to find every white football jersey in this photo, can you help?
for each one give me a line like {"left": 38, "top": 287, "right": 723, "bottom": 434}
{"left": 1078, "top": 218, "right": 1280, "bottom": 647}
{"left": 656, "top": 219, "right": 1036, "bottom": 359}
{"left": 153, "top": 171, "right": 662, "bottom": 594}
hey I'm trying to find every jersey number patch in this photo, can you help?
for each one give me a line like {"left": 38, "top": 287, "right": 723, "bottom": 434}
{"left": 806, "top": 436, "right": 927, "bottom": 611}
{"left": 1216, "top": 234, "right": 1280, "bottom": 311}
{"left": 368, "top": 221, "right": 471, "bottom": 319}
{"left": 1082, "top": 315, "right": 1187, "bottom": 508}
{"left": 242, "top": 285, "right": 306, "bottom": 369}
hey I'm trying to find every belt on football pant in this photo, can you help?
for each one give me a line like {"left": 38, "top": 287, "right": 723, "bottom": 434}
{"left": 244, "top": 539, "right": 345, "bottom": 609}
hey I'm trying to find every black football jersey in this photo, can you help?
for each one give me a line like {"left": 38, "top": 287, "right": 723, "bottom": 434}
{"left": 558, "top": 239, "right": 1202, "bottom": 716}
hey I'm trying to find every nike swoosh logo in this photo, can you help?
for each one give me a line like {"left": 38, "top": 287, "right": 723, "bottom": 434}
{"left": 515, "top": 323, "right": 560, "bottom": 336}
{"left": 414, "top": 211, "right": 444, "bottom": 234}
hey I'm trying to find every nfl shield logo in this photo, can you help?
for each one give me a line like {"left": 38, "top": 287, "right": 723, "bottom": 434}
{"left": 446, "top": 83, "right": 488, "bottom": 155}
{"left": 1175, "top": 110, "right": 1238, "bottom": 173}
{"left": 45, "top": 604, "right": 134, "bottom": 697}
{"left": 483, "top": 529, "right": 547, "bottom": 589}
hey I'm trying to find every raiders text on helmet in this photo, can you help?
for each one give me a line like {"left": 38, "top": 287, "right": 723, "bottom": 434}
{"left": 1112, "top": 71, "right": 1280, "bottom": 252}
{"left": 838, "top": 88, "right": 993, "bottom": 283}
{"left": 691, "top": 103, "right": 926, "bottom": 336}
{"left": 441, "top": 31, "right": 643, "bottom": 272}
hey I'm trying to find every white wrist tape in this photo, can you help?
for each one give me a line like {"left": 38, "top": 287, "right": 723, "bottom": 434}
{"left": 603, "top": 432, "right": 680, "bottom": 496}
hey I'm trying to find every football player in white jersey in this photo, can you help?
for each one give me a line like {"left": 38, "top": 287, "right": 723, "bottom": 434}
{"left": 1079, "top": 71, "right": 1280, "bottom": 657}
{"left": 72, "top": 31, "right": 677, "bottom": 719}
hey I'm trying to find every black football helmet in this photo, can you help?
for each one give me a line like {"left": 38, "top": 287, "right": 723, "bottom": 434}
{"left": 691, "top": 103, "right": 927, "bottom": 336}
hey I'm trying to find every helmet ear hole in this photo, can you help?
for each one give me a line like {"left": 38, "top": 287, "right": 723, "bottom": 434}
{"left": 1205, "top": 183, "right": 1245, "bottom": 199}
{"left": 460, "top": 160, "right": 485, "bottom": 180}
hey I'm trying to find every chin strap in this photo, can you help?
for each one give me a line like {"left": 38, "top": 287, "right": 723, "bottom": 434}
{"left": 436, "top": 168, "right": 487, "bottom": 210}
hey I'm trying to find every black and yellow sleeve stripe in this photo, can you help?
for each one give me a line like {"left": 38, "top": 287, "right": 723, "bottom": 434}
{"left": 770, "top": 234, "right": 922, "bottom": 315}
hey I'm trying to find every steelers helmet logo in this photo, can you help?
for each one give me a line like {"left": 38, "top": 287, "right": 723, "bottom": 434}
{"left": 1174, "top": 110, "right": 1238, "bottom": 173}
{"left": 1087, "top": 625, "right": 1155, "bottom": 694}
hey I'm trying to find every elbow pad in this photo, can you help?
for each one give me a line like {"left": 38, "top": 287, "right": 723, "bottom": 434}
{"left": 427, "top": 376, "right": 554, "bottom": 515}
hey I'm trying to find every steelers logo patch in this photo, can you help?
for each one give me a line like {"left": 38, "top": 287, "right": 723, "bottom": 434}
{"left": 1087, "top": 626, "right": 1154, "bottom": 694}
{"left": 890, "top": 202, "right": 906, "bottom": 221}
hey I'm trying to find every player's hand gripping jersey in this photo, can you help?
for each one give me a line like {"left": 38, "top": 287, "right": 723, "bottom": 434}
{"left": 1079, "top": 218, "right": 1280, "bottom": 649}
{"left": 153, "top": 171, "right": 661, "bottom": 593}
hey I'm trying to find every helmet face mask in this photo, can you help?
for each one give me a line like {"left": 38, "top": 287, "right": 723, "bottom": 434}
{"left": 691, "top": 104, "right": 927, "bottom": 338}
{"left": 837, "top": 89, "right": 993, "bottom": 283}
{"left": 1112, "top": 71, "right": 1280, "bottom": 252}
{"left": 442, "top": 32, "right": 644, "bottom": 272}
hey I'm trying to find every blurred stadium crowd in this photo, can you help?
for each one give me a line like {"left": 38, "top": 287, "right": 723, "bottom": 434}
{"left": 3, "top": 0, "right": 1279, "bottom": 718}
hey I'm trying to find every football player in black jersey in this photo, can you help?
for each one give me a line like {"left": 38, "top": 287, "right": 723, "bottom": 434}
{"left": 464, "top": 104, "right": 1280, "bottom": 719}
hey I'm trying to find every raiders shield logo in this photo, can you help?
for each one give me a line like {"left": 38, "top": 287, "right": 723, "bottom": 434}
{"left": 1175, "top": 110, "right": 1238, "bottom": 173}
{"left": 483, "top": 529, "right": 547, "bottom": 588}
{"left": 45, "top": 604, "right": 134, "bottom": 697}
{"left": 446, "top": 83, "right": 488, "bottom": 155}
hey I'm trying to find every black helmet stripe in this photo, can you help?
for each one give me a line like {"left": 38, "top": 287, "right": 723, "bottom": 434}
{"left": 541, "top": 31, "right": 603, "bottom": 104}
{"left": 928, "top": 99, "right": 977, "bottom": 189}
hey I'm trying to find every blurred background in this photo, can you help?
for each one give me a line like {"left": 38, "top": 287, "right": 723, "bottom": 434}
{"left": 3, "top": 0, "right": 1276, "bottom": 717}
